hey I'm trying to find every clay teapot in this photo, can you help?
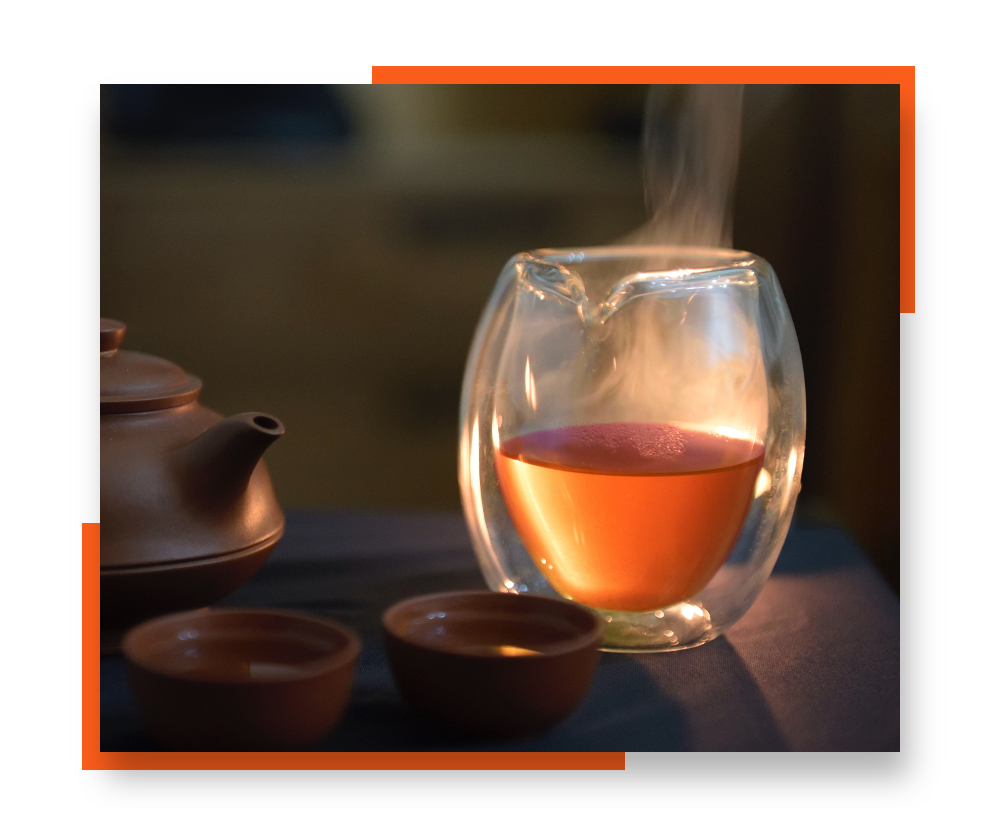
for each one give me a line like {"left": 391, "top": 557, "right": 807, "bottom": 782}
{"left": 100, "top": 318, "right": 285, "bottom": 641}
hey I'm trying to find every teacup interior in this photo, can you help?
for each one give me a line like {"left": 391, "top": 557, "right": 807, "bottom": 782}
{"left": 126, "top": 610, "right": 354, "bottom": 682}
{"left": 385, "top": 593, "right": 601, "bottom": 657}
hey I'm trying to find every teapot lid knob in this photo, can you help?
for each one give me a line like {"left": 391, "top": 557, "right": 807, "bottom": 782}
{"left": 101, "top": 318, "right": 126, "bottom": 352}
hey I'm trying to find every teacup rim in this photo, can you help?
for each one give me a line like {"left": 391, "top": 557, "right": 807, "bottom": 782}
{"left": 122, "top": 607, "right": 362, "bottom": 685}
{"left": 382, "top": 590, "right": 605, "bottom": 659}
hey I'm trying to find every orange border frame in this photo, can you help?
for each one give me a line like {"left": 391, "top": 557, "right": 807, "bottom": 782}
{"left": 86, "top": 66, "right": 915, "bottom": 771}
{"left": 372, "top": 66, "right": 915, "bottom": 313}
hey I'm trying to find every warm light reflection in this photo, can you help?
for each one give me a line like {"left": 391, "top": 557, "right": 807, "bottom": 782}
{"left": 468, "top": 420, "right": 494, "bottom": 573}
{"left": 524, "top": 357, "right": 537, "bottom": 411}
{"left": 754, "top": 467, "right": 772, "bottom": 498}
{"left": 780, "top": 447, "right": 799, "bottom": 514}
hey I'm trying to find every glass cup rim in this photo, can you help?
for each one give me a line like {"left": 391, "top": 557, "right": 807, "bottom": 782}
{"left": 527, "top": 245, "right": 757, "bottom": 269}
{"left": 512, "top": 246, "right": 765, "bottom": 318}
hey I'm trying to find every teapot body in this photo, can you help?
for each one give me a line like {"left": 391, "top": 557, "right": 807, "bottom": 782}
{"left": 98, "top": 319, "right": 285, "bottom": 638}
{"left": 100, "top": 402, "right": 284, "bottom": 570}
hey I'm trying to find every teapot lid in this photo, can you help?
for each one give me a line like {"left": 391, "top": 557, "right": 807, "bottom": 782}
{"left": 101, "top": 318, "right": 202, "bottom": 414}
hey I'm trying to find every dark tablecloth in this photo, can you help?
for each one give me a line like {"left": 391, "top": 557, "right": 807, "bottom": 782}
{"left": 100, "top": 512, "right": 900, "bottom": 752}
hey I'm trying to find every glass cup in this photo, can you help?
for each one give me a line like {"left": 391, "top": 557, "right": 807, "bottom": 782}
{"left": 459, "top": 247, "right": 805, "bottom": 651}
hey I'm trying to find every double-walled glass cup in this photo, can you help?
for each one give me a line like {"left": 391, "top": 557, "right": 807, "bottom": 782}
{"left": 459, "top": 247, "right": 805, "bottom": 651}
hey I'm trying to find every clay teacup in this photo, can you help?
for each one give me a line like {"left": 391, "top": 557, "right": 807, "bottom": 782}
{"left": 383, "top": 591, "right": 604, "bottom": 739}
{"left": 123, "top": 608, "right": 361, "bottom": 751}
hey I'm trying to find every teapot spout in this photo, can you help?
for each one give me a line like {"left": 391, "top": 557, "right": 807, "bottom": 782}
{"left": 175, "top": 413, "right": 284, "bottom": 502}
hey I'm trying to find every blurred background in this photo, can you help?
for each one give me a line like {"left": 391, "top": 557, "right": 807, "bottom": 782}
{"left": 100, "top": 84, "right": 900, "bottom": 592}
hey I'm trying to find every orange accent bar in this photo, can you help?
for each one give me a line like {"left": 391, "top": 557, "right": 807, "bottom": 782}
{"left": 899, "top": 68, "right": 915, "bottom": 313}
{"left": 85, "top": 750, "right": 624, "bottom": 770}
{"left": 82, "top": 522, "right": 100, "bottom": 769}
{"left": 371, "top": 66, "right": 911, "bottom": 85}
{"left": 371, "top": 65, "right": 916, "bottom": 313}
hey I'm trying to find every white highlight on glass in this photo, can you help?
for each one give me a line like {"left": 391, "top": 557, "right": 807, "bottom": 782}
{"left": 524, "top": 357, "right": 537, "bottom": 411}
{"left": 754, "top": 468, "right": 772, "bottom": 498}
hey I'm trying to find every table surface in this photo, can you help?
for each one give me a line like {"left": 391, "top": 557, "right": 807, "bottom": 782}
{"left": 100, "top": 511, "right": 900, "bottom": 752}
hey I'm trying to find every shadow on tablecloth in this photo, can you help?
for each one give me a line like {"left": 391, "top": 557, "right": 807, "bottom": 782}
{"left": 100, "top": 513, "right": 895, "bottom": 752}
{"left": 101, "top": 637, "right": 785, "bottom": 752}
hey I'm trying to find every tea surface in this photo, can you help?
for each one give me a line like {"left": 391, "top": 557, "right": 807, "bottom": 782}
{"left": 496, "top": 422, "right": 763, "bottom": 611}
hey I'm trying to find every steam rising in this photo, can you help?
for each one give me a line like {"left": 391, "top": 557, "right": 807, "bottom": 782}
{"left": 608, "top": 84, "right": 763, "bottom": 441}
{"left": 628, "top": 84, "right": 745, "bottom": 248}
{"left": 508, "top": 84, "right": 767, "bottom": 444}
{"left": 582, "top": 85, "right": 762, "bottom": 439}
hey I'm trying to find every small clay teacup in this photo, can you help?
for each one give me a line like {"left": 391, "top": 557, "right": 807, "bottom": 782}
{"left": 123, "top": 608, "right": 361, "bottom": 751}
{"left": 383, "top": 591, "right": 604, "bottom": 739}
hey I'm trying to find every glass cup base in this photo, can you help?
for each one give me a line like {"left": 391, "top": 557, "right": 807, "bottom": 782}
{"left": 596, "top": 600, "right": 716, "bottom": 653}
